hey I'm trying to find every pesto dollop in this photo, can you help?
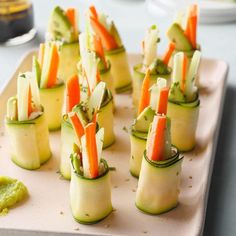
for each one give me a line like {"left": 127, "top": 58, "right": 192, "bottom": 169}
{"left": 0, "top": 176, "right": 28, "bottom": 214}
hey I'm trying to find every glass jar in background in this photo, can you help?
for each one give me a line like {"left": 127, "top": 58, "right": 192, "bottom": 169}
{"left": 0, "top": 0, "right": 36, "bottom": 46}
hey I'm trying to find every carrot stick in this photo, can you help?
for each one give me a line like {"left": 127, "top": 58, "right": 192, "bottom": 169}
{"left": 89, "top": 5, "right": 98, "bottom": 19}
{"left": 93, "top": 35, "right": 107, "bottom": 67}
{"left": 92, "top": 111, "right": 97, "bottom": 124}
{"left": 190, "top": 9, "right": 197, "bottom": 48}
{"left": 38, "top": 43, "right": 45, "bottom": 68}
{"left": 28, "top": 85, "right": 33, "bottom": 117}
{"left": 162, "top": 43, "right": 175, "bottom": 65}
{"left": 157, "top": 88, "right": 169, "bottom": 115}
{"left": 85, "top": 122, "right": 99, "bottom": 178}
{"left": 47, "top": 44, "right": 59, "bottom": 88}
{"left": 181, "top": 54, "right": 188, "bottom": 92}
{"left": 147, "top": 115, "right": 166, "bottom": 161}
{"left": 66, "top": 75, "right": 80, "bottom": 113}
{"left": 90, "top": 17, "right": 118, "bottom": 51}
{"left": 66, "top": 8, "right": 77, "bottom": 35}
{"left": 69, "top": 112, "right": 84, "bottom": 143}
{"left": 138, "top": 69, "right": 151, "bottom": 115}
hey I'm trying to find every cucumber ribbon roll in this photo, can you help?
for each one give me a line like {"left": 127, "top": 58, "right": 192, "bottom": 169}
{"left": 47, "top": 6, "right": 80, "bottom": 82}
{"left": 136, "top": 115, "right": 183, "bottom": 214}
{"left": 133, "top": 25, "right": 173, "bottom": 110}
{"left": 5, "top": 71, "right": 51, "bottom": 170}
{"left": 88, "top": 6, "right": 132, "bottom": 93}
{"left": 70, "top": 120, "right": 112, "bottom": 224}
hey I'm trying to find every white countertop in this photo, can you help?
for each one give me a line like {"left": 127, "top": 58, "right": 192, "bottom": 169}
{"left": 0, "top": 0, "right": 236, "bottom": 235}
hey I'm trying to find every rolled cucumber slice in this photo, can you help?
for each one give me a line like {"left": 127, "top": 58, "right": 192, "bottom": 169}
{"left": 132, "top": 63, "right": 171, "bottom": 110}
{"left": 167, "top": 98, "right": 200, "bottom": 152}
{"left": 105, "top": 46, "right": 132, "bottom": 93}
{"left": 60, "top": 115, "right": 75, "bottom": 180}
{"left": 130, "top": 130, "right": 147, "bottom": 178}
{"left": 136, "top": 149, "right": 183, "bottom": 215}
{"left": 70, "top": 159, "right": 112, "bottom": 224}
{"left": 57, "top": 42, "right": 80, "bottom": 82}
{"left": 5, "top": 113, "right": 51, "bottom": 170}
{"left": 39, "top": 83, "right": 65, "bottom": 131}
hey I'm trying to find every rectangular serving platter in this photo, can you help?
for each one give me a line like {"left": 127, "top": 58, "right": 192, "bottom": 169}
{"left": 0, "top": 51, "right": 228, "bottom": 236}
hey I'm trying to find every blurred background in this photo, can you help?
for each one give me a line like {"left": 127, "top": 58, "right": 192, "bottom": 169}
{"left": 0, "top": 0, "right": 236, "bottom": 235}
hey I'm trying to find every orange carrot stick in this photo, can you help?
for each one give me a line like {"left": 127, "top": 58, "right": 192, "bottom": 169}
{"left": 85, "top": 122, "right": 99, "bottom": 178}
{"left": 147, "top": 115, "right": 166, "bottom": 161}
{"left": 138, "top": 69, "right": 151, "bottom": 115}
{"left": 89, "top": 5, "right": 98, "bottom": 19}
{"left": 66, "top": 75, "right": 80, "bottom": 113}
{"left": 93, "top": 35, "right": 107, "bottom": 67}
{"left": 28, "top": 85, "right": 33, "bottom": 117}
{"left": 90, "top": 17, "right": 118, "bottom": 51}
{"left": 38, "top": 43, "right": 45, "bottom": 68}
{"left": 47, "top": 44, "right": 59, "bottom": 88}
{"left": 69, "top": 112, "right": 84, "bottom": 143}
{"left": 189, "top": 7, "right": 197, "bottom": 49}
{"left": 157, "top": 87, "right": 169, "bottom": 115}
{"left": 162, "top": 43, "right": 175, "bottom": 65}
{"left": 92, "top": 111, "right": 97, "bottom": 124}
{"left": 181, "top": 54, "right": 188, "bottom": 92}
{"left": 66, "top": 8, "right": 77, "bottom": 35}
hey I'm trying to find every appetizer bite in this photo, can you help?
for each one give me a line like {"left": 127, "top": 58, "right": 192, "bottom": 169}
{"left": 60, "top": 75, "right": 80, "bottom": 180}
{"left": 88, "top": 5, "right": 132, "bottom": 93}
{"left": 78, "top": 33, "right": 115, "bottom": 148}
{"left": 167, "top": 50, "right": 201, "bottom": 151}
{"left": 133, "top": 25, "right": 173, "bottom": 110}
{"left": 36, "top": 43, "right": 65, "bottom": 130}
{"left": 70, "top": 121, "right": 112, "bottom": 224}
{"left": 47, "top": 6, "right": 80, "bottom": 82}
{"left": 5, "top": 71, "right": 51, "bottom": 170}
{"left": 130, "top": 69, "right": 169, "bottom": 177}
{"left": 167, "top": 4, "right": 199, "bottom": 60}
{"left": 136, "top": 115, "right": 183, "bottom": 214}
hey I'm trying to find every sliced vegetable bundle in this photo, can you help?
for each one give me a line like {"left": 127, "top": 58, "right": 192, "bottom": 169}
{"left": 5, "top": 72, "right": 51, "bottom": 170}
{"left": 167, "top": 4, "right": 199, "bottom": 59}
{"left": 88, "top": 6, "right": 132, "bottom": 93}
{"left": 136, "top": 115, "right": 183, "bottom": 214}
{"left": 47, "top": 6, "right": 80, "bottom": 82}
{"left": 167, "top": 50, "right": 201, "bottom": 151}
{"left": 133, "top": 25, "right": 173, "bottom": 110}
{"left": 130, "top": 70, "right": 169, "bottom": 177}
{"left": 78, "top": 31, "right": 115, "bottom": 97}
{"left": 36, "top": 43, "right": 65, "bottom": 130}
{"left": 70, "top": 121, "right": 112, "bottom": 224}
{"left": 60, "top": 75, "right": 81, "bottom": 180}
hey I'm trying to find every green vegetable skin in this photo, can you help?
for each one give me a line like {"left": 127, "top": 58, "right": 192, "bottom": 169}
{"left": 136, "top": 150, "right": 183, "bottom": 214}
{"left": 39, "top": 83, "right": 65, "bottom": 131}
{"left": 5, "top": 113, "right": 51, "bottom": 170}
{"left": 105, "top": 46, "right": 132, "bottom": 93}
{"left": 100, "top": 64, "right": 115, "bottom": 97}
{"left": 0, "top": 176, "right": 28, "bottom": 213}
{"left": 58, "top": 42, "right": 80, "bottom": 82}
{"left": 70, "top": 159, "right": 112, "bottom": 224}
{"left": 97, "top": 96, "right": 115, "bottom": 148}
{"left": 167, "top": 98, "right": 200, "bottom": 151}
{"left": 60, "top": 116, "right": 76, "bottom": 180}
{"left": 132, "top": 63, "right": 171, "bottom": 110}
{"left": 130, "top": 131, "right": 147, "bottom": 178}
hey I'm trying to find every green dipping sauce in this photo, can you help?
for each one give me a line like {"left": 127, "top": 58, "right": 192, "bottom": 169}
{"left": 0, "top": 176, "right": 28, "bottom": 214}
